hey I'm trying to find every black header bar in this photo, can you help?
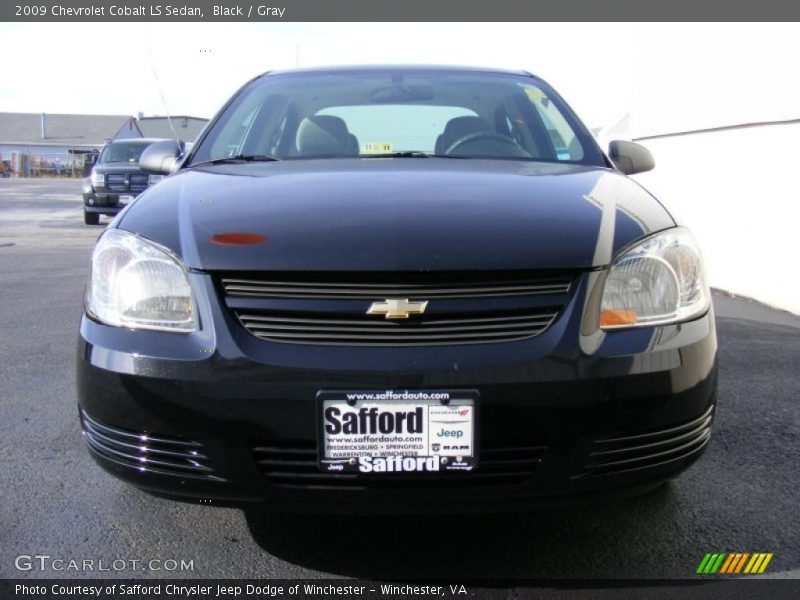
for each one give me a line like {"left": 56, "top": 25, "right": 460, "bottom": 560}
{"left": 3, "top": 579, "right": 800, "bottom": 600}
{"left": 3, "top": 0, "right": 800, "bottom": 22}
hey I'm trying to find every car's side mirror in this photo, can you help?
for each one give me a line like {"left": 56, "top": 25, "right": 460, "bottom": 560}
{"left": 139, "top": 140, "right": 185, "bottom": 175}
{"left": 608, "top": 140, "right": 654, "bottom": 175}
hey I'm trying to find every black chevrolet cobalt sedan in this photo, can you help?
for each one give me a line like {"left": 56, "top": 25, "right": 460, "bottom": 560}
{"left": 77, "top": 66, "right": 717, "bottom": 512}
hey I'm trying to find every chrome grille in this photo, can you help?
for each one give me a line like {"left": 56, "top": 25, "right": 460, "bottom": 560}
{"left": 80, "top": 411, "right": 223, "bottom": 481}
{"left": 236, "top": 310, "right": 558, "bottom": 345}
{"left": 129, "top": 174, "right": 148, "bottom": 194}
{"left": 105, "top": 173, "right": 127, "bottom": 192}
{"left": 221, "top": 273, "right": 572, "bottom": 346}
{"left": 253, "top": 441, "right": 546, "bottom": 489}
{"left": 575, "top": 405, "right": 714, "bottom": 478}
{"left": 222, "top": 276, "right": 572, "bottom": 299}
{"left": 104, "top": 173, "right": 148, "bottom": 194}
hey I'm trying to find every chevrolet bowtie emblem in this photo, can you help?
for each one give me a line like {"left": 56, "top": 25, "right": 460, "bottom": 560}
{"left": 367, "top": 298, "right": 429, "bottom": 319}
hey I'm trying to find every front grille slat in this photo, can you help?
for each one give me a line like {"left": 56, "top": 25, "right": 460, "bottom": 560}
{"left": 240, "top": 312, "right": 556, "bottom": 326}
{"left": 84, "top": 434, "right": 214, "bottom": 474}
{"left": 595, "top": 408, "right": 714, "bottom": 445}
{"left": 251, "top": 445, "right": 317, "bottom": 456}
{"left": 589, "top": 417, "right": 712, "bottom": 458}
{"left": 235, "top": 309, "right": 559, "bottom": 347}
{"left": 238, "top": 323, "right": 554, "bottom": 344}
{"left": 83, "top": 420, "right": 209, "bottom": 460}
{"left": 221, "top": 273, "right": 572, "bottom": 346}
{"left": 241, "top": 315, "right": 556, "bottom": 334}
{"left": 479, "top": 458, "right": 543, "bottom": 469}
{"left": 104, "top": 173, "right": 148, "bottom": 194}
{"left": 256, "top": 459, "right": 319, "bottom": 468}
{"left": 575, "top": 405, "right": 714, "bottom": 478}
{"left": 222, "top": 278, "right": 572, "bottom": 299}
{"left": 582, "top": 429, "right": 711, "bottom": 472}
{"left": 80, "top": 411, "right": 223, "bottom": 481}
{"left": 253, "top": 441, "right": 546, "bottom": 490}
{"left": 129, "top": 174, "right": 148, "bottom": 194}
{"left": 105, "top": 174, "right": 127, "bottom": 192}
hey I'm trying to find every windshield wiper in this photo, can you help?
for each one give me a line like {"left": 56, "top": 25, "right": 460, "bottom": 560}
{"left": 191, "top": 154, "right": 281, "bottom": 167}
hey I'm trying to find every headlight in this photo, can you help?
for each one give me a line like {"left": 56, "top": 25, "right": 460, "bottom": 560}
{"left": 148, "top": 174, "right": 164, "bottom": 186}
{"left": 600, "top": 228, "right": 708, "bottom": 329}
{"left": 90, "top": 170, "right": 104, "bottom": 186}
{"left": 86, "top": 229, "right": 196, "bottom": 332}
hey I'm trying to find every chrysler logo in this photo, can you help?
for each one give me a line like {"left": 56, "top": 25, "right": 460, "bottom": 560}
{"left": 367, "top": 298, "right": 428, "bottom": 319}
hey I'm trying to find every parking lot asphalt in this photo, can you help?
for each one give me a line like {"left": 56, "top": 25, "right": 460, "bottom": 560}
{"left": 0, "top": 178, "right": 798, "bottom": 580}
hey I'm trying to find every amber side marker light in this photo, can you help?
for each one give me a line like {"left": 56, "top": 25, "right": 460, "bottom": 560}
{"left": 210, "top": 233, "right": 267, "bottom": 245}
{"left": 600, "top": 309, "right": 638, "bottom": 328}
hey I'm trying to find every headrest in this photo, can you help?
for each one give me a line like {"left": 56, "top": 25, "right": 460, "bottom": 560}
{"left": 296, "top": 116, "right": 355, "bottom": 156}
{"left": 436, "top": 116, "right": 492, "bottom": 154}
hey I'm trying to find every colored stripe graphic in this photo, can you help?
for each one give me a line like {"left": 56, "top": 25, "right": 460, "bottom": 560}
{"left": 698, "top": 552, "right": 773, "bottom": 574}
{"left": 709, "top": 553, "right": 726, "bottom": 573}
{"left": 758, "top": 553, "right": 773, "bottom": 573}
{"left": 697, "top": 554, "right": 712, "bottom": 574}
{"left": 719, "top": 554, "right": 736, "bottom": 574}
{"left": 734, "top": 553, "right": 750, "bottom": 573}
{"left": 699, "top": 553, "right": 726, "bottom": 574}
{"left": 703, "top": 554, "right": 719, "bottom": 573}
{"left": 745, "top": 554, "right": 763, "bottom": 574}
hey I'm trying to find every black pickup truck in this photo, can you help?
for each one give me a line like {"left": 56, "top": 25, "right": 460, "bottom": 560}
{"left": 83, "top": 138, "right": 178, "bottom": 225}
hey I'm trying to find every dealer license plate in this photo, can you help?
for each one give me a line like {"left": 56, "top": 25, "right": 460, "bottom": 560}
{"left": 317, "top": 390, "right": 478, "bottom": 474}
{"left": 118, "top": 195, "right": 134, "bottom": 205}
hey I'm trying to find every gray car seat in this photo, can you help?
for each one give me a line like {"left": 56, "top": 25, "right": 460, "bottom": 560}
{"left": 434, "top": 116, "right": 493, "bottom": 155}
{"left": 296, "top": 116, "right": 359, "bottom": 156}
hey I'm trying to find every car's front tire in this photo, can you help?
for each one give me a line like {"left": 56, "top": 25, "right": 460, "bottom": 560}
{"left": 84, "top": 210, "right": 100, "bottom": 225}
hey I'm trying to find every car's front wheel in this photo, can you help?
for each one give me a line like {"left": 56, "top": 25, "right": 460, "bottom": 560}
{"left": 84, "top": 210, "right": 100, "bottom": 225}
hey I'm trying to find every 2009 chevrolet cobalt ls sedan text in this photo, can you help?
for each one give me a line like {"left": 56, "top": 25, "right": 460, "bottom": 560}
{"left": 77, "top": 66, "right": 717, "bottom": 513}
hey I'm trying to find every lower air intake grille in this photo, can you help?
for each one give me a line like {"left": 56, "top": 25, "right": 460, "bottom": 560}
{"left": 80, "top": 411, "right": 223, "bottom": 481}
{"left": 252, "top": 442, "right": 546, "bottom": 489}
{"left": 129, "top": 174, "right": 148, "bottom": 194}
{"left": 575, "top": 405, "right": 714, "bottom": 478}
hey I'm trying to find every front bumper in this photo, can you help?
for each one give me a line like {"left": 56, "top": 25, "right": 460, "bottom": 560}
{"left": 83, "top": 187, "right": 141, "bottom": 213}
{"left": 84, "top": 205, "right": 123, "bottom": 216}
{"left": 76, "top": 271, "right": 718, "bottom": 513}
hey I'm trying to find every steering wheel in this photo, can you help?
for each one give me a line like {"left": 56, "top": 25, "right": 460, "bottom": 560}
{"left": 445, "top": 132, "right": 522, "bottom": 155}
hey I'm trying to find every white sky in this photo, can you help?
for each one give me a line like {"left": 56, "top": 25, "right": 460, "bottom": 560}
{"left": 0, "top": 22, "right": 798, "bottom": 135}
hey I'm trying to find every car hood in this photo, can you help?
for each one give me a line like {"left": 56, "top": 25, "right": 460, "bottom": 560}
{"left": 117, "top": 159, "right": 674, "bottom": 272}
{"left": 93, "top": 163, "right": 145, "bottom": 175}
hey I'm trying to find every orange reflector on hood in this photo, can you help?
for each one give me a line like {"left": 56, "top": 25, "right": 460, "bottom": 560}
{"left": 210, "top": 232, "right": 267, "bottom": 245}
{"left": 600, "top": 309, "right": 638, "bottom": 327}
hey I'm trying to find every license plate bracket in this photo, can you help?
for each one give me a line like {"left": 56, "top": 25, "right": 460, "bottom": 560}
{"left": 317, "top": 389, "right": 479, "bottom": 475}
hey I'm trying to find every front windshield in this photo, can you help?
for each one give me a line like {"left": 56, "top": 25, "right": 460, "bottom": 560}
{"left": 99, "top": 142, "right": 149, "bottom": 164}
{"left": 189, "top": 69, "right": 605, "bottom": 165}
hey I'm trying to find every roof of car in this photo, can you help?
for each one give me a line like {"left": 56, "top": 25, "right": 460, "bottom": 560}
{"left": 263, "top": 64, "right": 536, "bottom": 78}
{"left": 108, "top": 138, "right": 170, "bottom": 145}
{"left": 0, "top": 112, "right": 137, "bottom": 146}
